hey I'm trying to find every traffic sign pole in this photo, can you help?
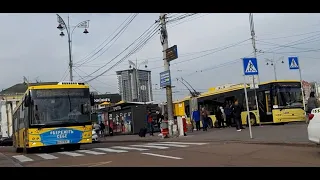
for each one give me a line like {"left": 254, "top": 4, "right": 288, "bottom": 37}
{"left": 288, "top": 56, "right": 306, "bottom": 112}
{"left": 299, "top": 67, "right": 306, "bottom": 112}
{"left": 243, "top": 75, "right": 253, "bottom": 139}
{"left": 243, "top": 57, "right": 259, "bottom": 139}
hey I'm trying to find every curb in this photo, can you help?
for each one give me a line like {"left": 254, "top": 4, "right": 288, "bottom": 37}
{"left": 174, "top": 138, "right": 316, "bottom": 147}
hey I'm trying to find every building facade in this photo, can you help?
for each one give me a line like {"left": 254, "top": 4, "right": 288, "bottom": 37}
{"left": 116, "top": 69, "right": 153, "bottom": 102}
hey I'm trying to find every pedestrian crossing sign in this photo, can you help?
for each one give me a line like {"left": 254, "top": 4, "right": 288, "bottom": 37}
{"left": 243, "top": 58, "right": 259, "bottom": 76}
{"left": 288, "top": 57, "right": 299, "bottom": 70}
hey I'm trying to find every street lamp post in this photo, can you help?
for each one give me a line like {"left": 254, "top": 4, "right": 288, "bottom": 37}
{"left": 56, "top": 14, "right": 90, "bottom": 82}
{"left": 128, "top": 59, "right": 148, "bottom": 102}
{"left": 265, "top": 56, "right": 284, "bottom": 81}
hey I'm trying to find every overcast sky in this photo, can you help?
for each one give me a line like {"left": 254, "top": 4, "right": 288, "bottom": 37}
{"left": 1, "top": 13, "right": 320, "bottom": 102}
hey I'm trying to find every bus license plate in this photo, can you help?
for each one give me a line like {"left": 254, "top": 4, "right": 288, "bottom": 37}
{"left": 57, "top": 140, "right": 70, "bottom": 144}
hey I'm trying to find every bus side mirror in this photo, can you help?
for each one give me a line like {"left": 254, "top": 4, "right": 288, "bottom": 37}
{"left": 24, "top": 95, "right": 31, "bottom": 107}
{"left": 90, "top": 93, "right": 95, "bottom": 106}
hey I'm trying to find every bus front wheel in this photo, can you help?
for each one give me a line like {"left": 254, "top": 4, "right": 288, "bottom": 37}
{"left": 246, "top": 114, "right": 257, "bottom": 126}
{"left": 16, "top": 148, "right": 23, "bottom": 153}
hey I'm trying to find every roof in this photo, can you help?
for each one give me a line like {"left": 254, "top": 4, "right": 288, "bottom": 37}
{"left": 0, "top": 82, "right": 58, "bottom": 95}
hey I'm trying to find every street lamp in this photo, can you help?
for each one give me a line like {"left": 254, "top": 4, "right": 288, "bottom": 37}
{"left": 128, "top": 59, "right": 149, "bottom": 102}
{"left": 56, "top": 14, "right": 90, "bottom": 81}
{"left": 265, "top": 56, "right": 284, "bottom": 81}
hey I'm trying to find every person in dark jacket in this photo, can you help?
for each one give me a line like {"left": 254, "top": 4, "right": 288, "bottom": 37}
{"left": 201, "top": 107, "right": 208, "bottom": 131}
{"left": 224, "top": 104, "right": 232, "bottom": 127}
{"left": 307, "top": 92, "right": 318, "bottom": 114}
{"left": 215, "top": 107, "right": 224, "bottom": 128}
{"left": 99, "top": 121, "right": 105, "bottom": 137}
{"left": 233, "top": 100, "right": 243, "bottom": 131}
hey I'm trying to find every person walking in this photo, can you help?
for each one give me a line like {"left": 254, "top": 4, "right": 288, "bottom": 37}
{"left": 307, "top": 92, "right": 318, "bottom": 114}
{"left": 224, "top": 104, "right": 232, "bottom": 127}
{"left": 233, "top": 100, "right": 243, "bottom": 132}
{"left": 192, "top": 108, "right": 201, "bottom": 131}
{"left": 99, "top": 121, "right": 105, "bottom": 138}
{"left": 215, "top": 107, "right": 224, "bottom": 128}
{"left": 147, "top": 111, "right": 154, "bottom": 136}
{"left": 201, "top": 107, "right": 208, "bottom": 131}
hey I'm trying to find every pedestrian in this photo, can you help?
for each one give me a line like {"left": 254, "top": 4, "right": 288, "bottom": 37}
{"left": 224, "top": 104, "right": 232, "bottom": 127}
{"left": 99, "top": 121, "right": 105, "bottom": 137}
{"left": 156, "top": 110, "right": 164, "bottom": 131}
{"left": 147, "top": 110, "right": 154, "bottom": 136}
{"left": 215, "top": 106, "right": 224, "bottom": 128}
{"left": 201, "top": 107, "right": 208, "bottom": 131}
{"left": 93, "top": 122, "right": 101, "bottom": 136}
{"left": 233, "top": 100, "right": 243, "bottom": 132}
{"left": 192, "top": 108, "right": 201, "bottom": 131}
{"left": 307, "top": 92, "right": 318, "bottom": 114}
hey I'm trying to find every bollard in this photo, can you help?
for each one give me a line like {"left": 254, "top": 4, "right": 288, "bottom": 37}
{"left": 160, "top": 120, "right": 169, "bottom": 138}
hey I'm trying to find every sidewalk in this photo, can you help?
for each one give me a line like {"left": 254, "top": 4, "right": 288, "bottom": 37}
{"left": 98, "top": 123, "right": 313, "bottom": 147}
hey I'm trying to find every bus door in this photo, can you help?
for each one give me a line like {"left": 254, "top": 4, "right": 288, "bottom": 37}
{"left": 259, "top": 90, "right": 273, "bottom": 122}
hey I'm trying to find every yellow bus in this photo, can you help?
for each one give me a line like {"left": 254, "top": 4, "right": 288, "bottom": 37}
{"left": 173, "top": 80, "right": 306, "bottom": 128}
{"left": 12, "top": 82, "right": 95, "bottom": 153}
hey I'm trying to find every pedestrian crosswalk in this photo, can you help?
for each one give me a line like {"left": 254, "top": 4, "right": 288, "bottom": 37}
{"left": 10, "top": 141, "right": 208, "bottom": 163}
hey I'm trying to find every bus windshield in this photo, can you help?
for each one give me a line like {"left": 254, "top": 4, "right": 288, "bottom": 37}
{"left": 275, "top": 84, "right": 303, "bottom": 108}
{"left": 31, "top": 89, "right": 91, "bottom": 126}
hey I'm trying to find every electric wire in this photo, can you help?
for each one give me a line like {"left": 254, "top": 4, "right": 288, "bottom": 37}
{"left": 84, "top": 25, "right": 160, "bottom": 82}
{"left": 79, "top": 22, "right": 160, "bottom": 82}
{"left": 75, "top": 13, "right": 135, "bottom": 65}
{"left": 76, "top": 13, "right": 139, "bottom": 67}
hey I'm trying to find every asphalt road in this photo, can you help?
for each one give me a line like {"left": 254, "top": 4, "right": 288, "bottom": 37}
{"left": 0, "top": 122, "right": 315, "bottom": 167}
{"left": 2, "top": 141, "right": 320, "bottom": 167}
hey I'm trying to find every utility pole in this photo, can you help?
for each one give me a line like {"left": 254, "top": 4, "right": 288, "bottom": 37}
{"left": 160, "top": 13, "right": 175, "bottom": 136}
{"left": 249, "top": 13, "right": 261, "bottom": 126}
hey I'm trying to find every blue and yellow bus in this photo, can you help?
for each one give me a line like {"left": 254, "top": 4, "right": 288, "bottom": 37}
{"left": 12, "top": 82, "right": 95, "bottom": 153}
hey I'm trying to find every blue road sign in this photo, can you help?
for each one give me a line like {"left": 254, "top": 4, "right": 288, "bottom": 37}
{"left": 243, "top": 58, "right": 259, "bottom": 76}
{"left": 288, "top": 56, "right": 299, "bottom": 70}
{"left": 160, "top": 70, "right": 171, "bottom": 88}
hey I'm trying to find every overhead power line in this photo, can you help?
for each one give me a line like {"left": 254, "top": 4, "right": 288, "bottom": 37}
{"left": 76, "top": 13, "right": 139, "bottom": 67}
{"left": 80, "top": 22, "right": 160, "bottom": 82}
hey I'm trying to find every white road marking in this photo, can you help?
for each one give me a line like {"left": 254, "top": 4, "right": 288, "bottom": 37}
{"left": 12, "top": 155, "right": 34, "bottom": 162}
{"left": 130, "top": 144, "right": 169, "bottom": 149}
{"left": 147, "top": 143, "right": 189, "bottom": 148}
{"left": 35, "top": 153, "right": 58, "bottom": 160}
{"left": 141, "top": 153, "right": 183, "bottom": 160}
{"left": 94, "top": 148, "right": 128, "bottom": 153}
{"left": 111, "top": 146, "right": 149, "bottom": 151}
{"left": 77, "top": 150, "right": 106, "bottom": 155}
{"left": 159, "top": 142, "right": 208, "bottom": 145}
{"left": 58, "top": 151, "right": 84, "bottom": 157}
